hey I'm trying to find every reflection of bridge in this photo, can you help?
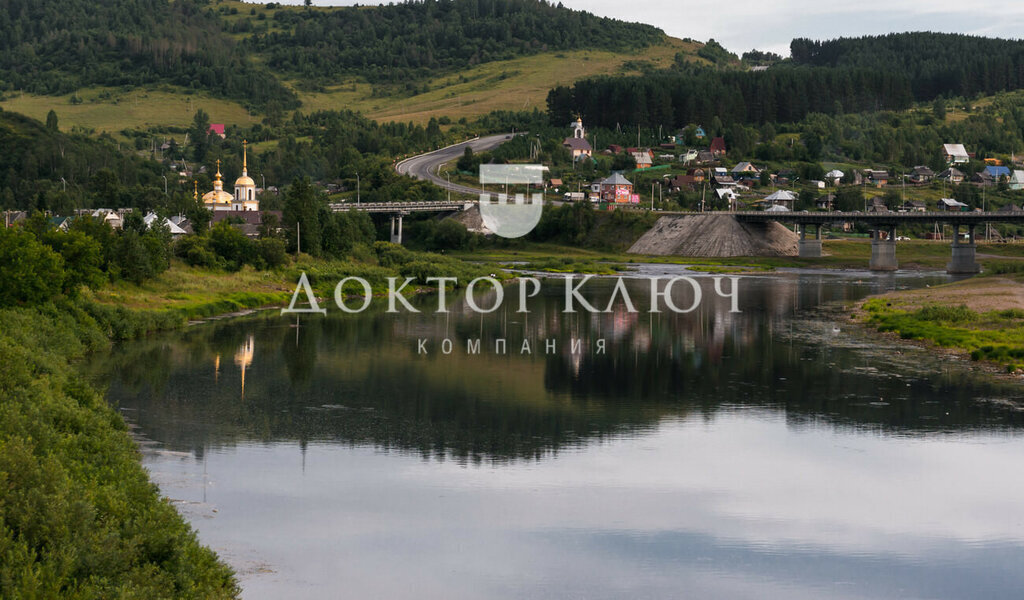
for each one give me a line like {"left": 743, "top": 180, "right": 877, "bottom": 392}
{"left": 667, "top": 211, "right": 1024, "bottom": 273}
{"left": 329, "top": 200, "right": 474, "bottom": 243}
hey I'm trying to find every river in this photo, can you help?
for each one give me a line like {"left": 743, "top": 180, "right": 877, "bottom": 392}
{"left": 83, "top": 267, "right": 1024, "bottom": 599}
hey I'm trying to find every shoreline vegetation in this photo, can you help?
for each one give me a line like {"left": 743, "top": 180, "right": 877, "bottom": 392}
{"left": 859, "top": 274, "right": 1024, "bottom": 375}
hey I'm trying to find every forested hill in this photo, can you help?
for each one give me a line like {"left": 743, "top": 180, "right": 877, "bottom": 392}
{"left": 790, "top": 32, "right": 1024, "bottom": 101}
{"left": 244, "top": 0, "right": 665, "bottom": 84}
{"left": 0, "top": 0, "right": 665, "bottom": 110}
{"left": 0, "top": 109, "right": 163, "bottom": 209}
{"left": 0, "top": 0, "right": 298, "bottom": 110}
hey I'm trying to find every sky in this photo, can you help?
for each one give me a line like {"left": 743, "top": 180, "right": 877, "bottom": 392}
{"left": 275, "top": 0, "right": 1024, "bottom": 56}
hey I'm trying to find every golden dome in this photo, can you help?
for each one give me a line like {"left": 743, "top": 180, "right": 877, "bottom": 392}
{"left": 203, "top": 190, "right": 233, "bottom": 205}
{"left": 235, "top": 175, "right": 256, "bottom": 187}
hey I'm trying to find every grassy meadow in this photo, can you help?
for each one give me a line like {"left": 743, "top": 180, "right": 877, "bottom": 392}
{"left": 0, "top": 87, "right": 256, "bottom": 135}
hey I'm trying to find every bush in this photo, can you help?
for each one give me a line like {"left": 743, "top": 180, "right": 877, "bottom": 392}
{"left": 0, "top": 227, "right": 64, "bottom": 307}
{"left": 255, "top": 237, "right": 287, "bottom": 269}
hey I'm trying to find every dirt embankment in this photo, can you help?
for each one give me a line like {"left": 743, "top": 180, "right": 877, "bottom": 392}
{"left": 628, "top": 215, "right": 799, "bottom": 257}
{"left": 869, "top": 276, "right": 1024, "bottom": 312}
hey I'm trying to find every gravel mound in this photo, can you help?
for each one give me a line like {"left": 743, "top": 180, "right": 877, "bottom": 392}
{"left": 628, "top": 214, "right": 799, "bottom": 257}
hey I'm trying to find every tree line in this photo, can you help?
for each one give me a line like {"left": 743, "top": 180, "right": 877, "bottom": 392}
{"left": 790, "top": 32, "right": 1024, "bottom": 101}
{"left": 547, "top": 66, "right": 915, "bottom": 129}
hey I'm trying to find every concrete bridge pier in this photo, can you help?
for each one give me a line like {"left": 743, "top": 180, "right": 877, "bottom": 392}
{"left": 870, "top": 226, "right": 898, "bottom": 271}
{"left": 390, "top": 214, "right": 405, "bottom": 244}
{"left": 947, "top": 224, "right": 981, "bottom": 274}
{"left": 797, "top": 223, "right": 823, "bottom": 258}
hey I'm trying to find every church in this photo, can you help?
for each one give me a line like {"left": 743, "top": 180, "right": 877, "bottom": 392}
{"left": 203, "top": 141, "right": 259, "bottom": 212}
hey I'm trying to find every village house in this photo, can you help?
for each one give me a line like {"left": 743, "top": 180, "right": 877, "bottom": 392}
{"left": 908, "top": 165, "right": 934, "bottom": 184}
{"left": 3, "top": 211, "right": 28, "bottom": 228}
{"left": 563, "top": 118, "right": 593, "bottom": 160}
{"left": 937, "top": 167, "right": 966, "bottom": 184}
{"left": 710, "top": 167, "right": 737, "bottom": 187}
{"left": 208, "top": 124, "right": 226, "bottom": 139}
{"left": 816, "top": 194, "right": 836, "bottom": 210}
{"left": 1010, "top": 170, "right": 1024, "bottom": 191}
{"left": 943, "top": 143, "right": 970, "bottom": 165}
{"left": 899, "top": 200, "right": 927, "bottom": 212}
{"left": 939, "top": 198, "right": 969, "bottom": 212}
{"left": 669, "top": 174, "right": 697, "bottom": 192}
{"left": 632, "top": 150, "right": 653, "bottom": 169}
{"left": 600, "top": 172, "right": 635, "bottom": 203}
{"left": 864, "top": 169, "right": 889, "bottom": 187}
{"left": 975, "top": 165, "right": 1011, "bottom": 186}
{"left": 211, "top": 210, "right": 283, "bottom": 238}
{"left": 825, "top": 169, "right": 844, "bottom": 186}
{"left": 709, "top": 137, "right": 727, "bottom": 158}
{"left": 731, "top": 162, "right": 760, "bottom": 179}
{"left": 762, "top": 189, "right": 797, "bottom": 209}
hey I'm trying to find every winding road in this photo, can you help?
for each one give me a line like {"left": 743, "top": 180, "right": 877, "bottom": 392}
{"left": 395, "top": 133, "right": 513, "bottom": 196}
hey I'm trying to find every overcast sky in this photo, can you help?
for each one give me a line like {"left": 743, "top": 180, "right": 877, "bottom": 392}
{"left": 276, "top": 0, "right": 1024, "bottom": 56}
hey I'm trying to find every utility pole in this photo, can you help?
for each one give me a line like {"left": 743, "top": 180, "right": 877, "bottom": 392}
{"left": 296, "top": 222, "right": 301, "bottom": 256}
{"left": 162, "top": 175, "right": 167, "bottom": 196}
{"left": 356, "top": 173, "right": 360, "bottom": 205}
{"left": 446, "top": 171, "right": 451, "bottom": 202}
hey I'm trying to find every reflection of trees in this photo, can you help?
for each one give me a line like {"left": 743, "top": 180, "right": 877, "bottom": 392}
{"left": 91, "top": 276, "right": 1024, "bottom": 465}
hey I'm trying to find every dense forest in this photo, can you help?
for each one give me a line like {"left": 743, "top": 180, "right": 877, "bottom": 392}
{"left": 247, "top": 0, "right": 664, "bottom": 84}
{"left": 549, "top": 32, "right": 1024, "bottom": 130}
{"left": 547, "top": 66, "right": 915, "bottom": 129}
{"left": 790, "top": 33, "right": 1024, "bottom": 101}
{"left": 0, "top": 0, "right": 298, "bottom": 110}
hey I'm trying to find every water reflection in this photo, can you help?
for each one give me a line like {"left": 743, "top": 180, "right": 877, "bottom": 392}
{"left": 84, "top": 271, "right": 1024, "bottom": 599}
{"left": 89, "top": 273, "right": 1024, "bottom": 465}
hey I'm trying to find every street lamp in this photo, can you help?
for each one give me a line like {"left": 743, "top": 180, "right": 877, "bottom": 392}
{"left": 356, "top": 173, "right": 360, "bottom": 205}
{"left": 162, "top": 175, "right": 167, "bottom": 195}
{"left": 446, "top": 171, "right": 451, "bottom": 202}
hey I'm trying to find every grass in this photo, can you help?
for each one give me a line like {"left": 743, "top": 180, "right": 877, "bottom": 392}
{"left": 0, "top": 86, "right": 255, "bottom": 135}
{"left": 862, "top": 295, "right": 1024, "bottom": 373}
{"left": 505, "top": 257, "right": 628, "bottom": 275}
{"left": 86, "top": 247, "right": 511, "bottom": 320}
{"left": 88, "top": 262, "right": 293, "bottom": 320}
{"left": 296, "top": 38, "right": 698, "bottom": 124}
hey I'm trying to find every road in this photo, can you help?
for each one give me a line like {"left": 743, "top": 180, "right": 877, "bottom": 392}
{"left": 395, "top": 133, "right": 513, "bottom": 196}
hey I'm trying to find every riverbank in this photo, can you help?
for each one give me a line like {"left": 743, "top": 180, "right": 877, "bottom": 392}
{"left": 859, "top": 274, "right": 1024, "bottom": 374}
{"left": 0, "top": 301, "right": 239, "bottom": 598}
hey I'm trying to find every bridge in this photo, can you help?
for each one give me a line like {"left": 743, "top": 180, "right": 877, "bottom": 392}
{"left": 329, "top": 200, "right": 474, "bottom": 243}
{"left": 665, "top": 210, "right": 1024, "bottom": 273}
